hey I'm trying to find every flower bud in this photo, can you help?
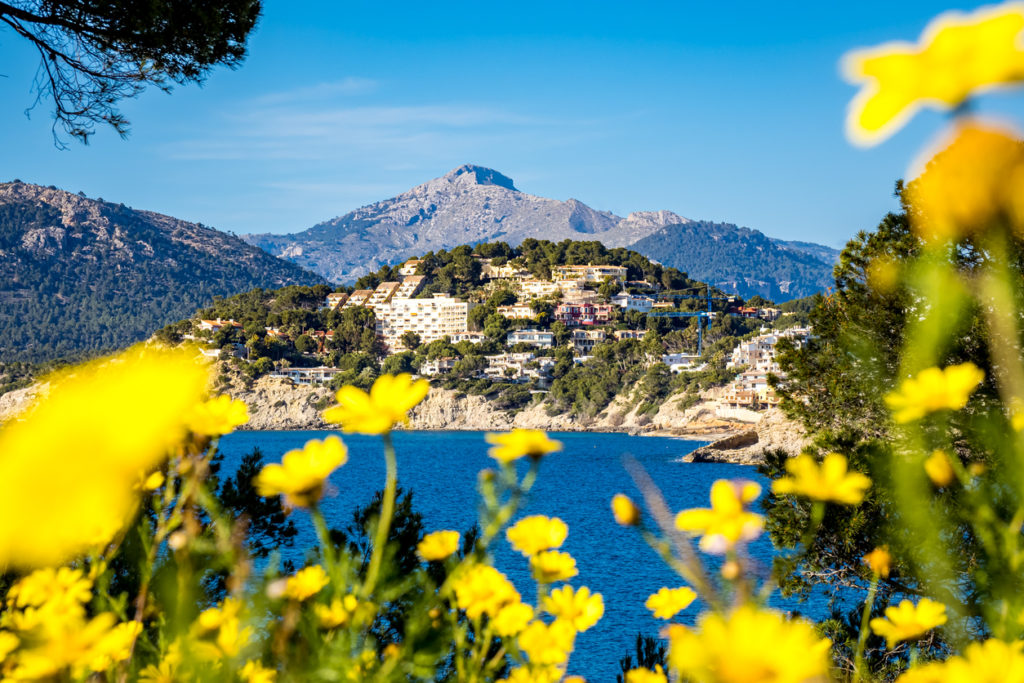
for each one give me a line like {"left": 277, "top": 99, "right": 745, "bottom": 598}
{"left": 611, "top": 494, "right": 640, "bottom": 526}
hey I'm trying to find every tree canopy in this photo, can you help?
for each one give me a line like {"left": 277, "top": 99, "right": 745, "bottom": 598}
{"left": 1, "top": 0, "right": 261, "bottom": 144}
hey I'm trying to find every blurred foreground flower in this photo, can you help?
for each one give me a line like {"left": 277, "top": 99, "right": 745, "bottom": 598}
{"left": 905, "top": 123, "right": 1024, "bottom": 242}
{"left": 486, "top": 429, "right": 562, "bottom": 463}
{"left": 0, "top": 345, "right": 208, "bottom": 568}
{"left": 645, "top": 586, "right": 697, "bottom": 620}
{"left": 870, "top": 598, "right": 948, "bottom": 647}
{"left": 885, "top": 363, "right": 984, "bottom": 423}
{"left": 924, "top": 450, "right": 956, "bottom": 487}
{"left": 674, "top": 480, "right": 764, "bottom": 553}
{"left": 625, "top": 666, "right": 667, "bottom": 683}
{"left": 542, "top": 585, "right": 604, "bottom": 631}
{"left": 323, "top": 373, "right": 428, "bottom": 434}
{"left": 667, "top": 606, "right": 831, "bottom": 683}
{"left": 772, "top": 452, "right": 871, "bottom": 505}
{"left": 611, "top": 493, "right": 640, "bottom": 526}
{"left": 452, "top": 565, "right": 521, "bottom": 619}
{"left": 507, "top": 515, "right": 568, "bottom": 556}
{"left": 844, "top": 3, "right": 1024, "bottom": 145}
{"left": 517, "top": 619, "right": 576, "bottom": 666}
{"left": 530, "top": 550, "right": 578, "bottom": 583}
{"left": 863, "top": 547, "right": 892, "bottom": 578}
{"left": 254, "top": 436, "right": 347, "bottom": 508}
{"left": 416, "top": 530, "right": 460, "bottom": 561}
{"left": 896, "top": 638, "right": 1024, "bottom": 682}
{"left": 283, "top": 565, "right": 329, "bottom": 601}
{"left": 186, "top": 394, "right": 249, "bottom": 437}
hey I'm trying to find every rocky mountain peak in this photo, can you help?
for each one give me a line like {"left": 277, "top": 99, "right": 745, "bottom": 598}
{"left": 441, "top": 164, "right": 517, "bottom": 191}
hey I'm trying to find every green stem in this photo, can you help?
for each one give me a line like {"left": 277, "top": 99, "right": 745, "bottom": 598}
{"left": 311, "top": 506, "right": 336, "bottom": 577}
{"left": 363, "top": 432, "right": 398, "bottom": 598}
{"left": 853, "top": 574, "right": 879, "bottom": 683}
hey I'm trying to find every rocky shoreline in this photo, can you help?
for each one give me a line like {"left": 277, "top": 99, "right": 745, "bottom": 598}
{"left": 0, "top": 374, "right": 808, "bottom": 464}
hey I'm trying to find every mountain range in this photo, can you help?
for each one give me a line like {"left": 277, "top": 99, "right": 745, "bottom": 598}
{"left": 244, "top": 164, "right": 839, "bottom": 300}
{"left": 0, "top": 181, "right": 321, "bottom": 362}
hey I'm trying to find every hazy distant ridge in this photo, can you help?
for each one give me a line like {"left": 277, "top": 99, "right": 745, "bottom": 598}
{"left": 243, "top": 164, "right": 838, "bottom": 300}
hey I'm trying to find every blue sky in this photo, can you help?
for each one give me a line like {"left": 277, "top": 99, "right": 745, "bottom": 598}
{"left": 3, "top": 1, "right": 1024, "bottom": 248}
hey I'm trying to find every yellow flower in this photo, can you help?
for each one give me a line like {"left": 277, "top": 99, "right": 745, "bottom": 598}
{"left": 254, "top": 436, "right": 348, "bottom": 508}
{"left": 896, "top": 638, "right": 1024, "bottom": 683}
{"left": 500, "top": 666, "right": 565, "bottom": 683}
{"left": 240, "top": 659, "right": 277, "bottom": 683}
{"left": 885, "top": 363, "right": 985, "bottom": 423}
{"left": 0, "top": 345, "right": 209, "bottom": 568}
{"left": 485, "top": 429, "right": 563, "bottom": 463}
{"left": 492, "top": 602, "right": 535, "bottom": 637}
{"left": 611, "top": 494, "right": 641, "bottom": 526}
{"left": 542, "top": 585, "right": 604, "bottom": 632}
{"left": 323, "top": 374, "right": 429, "bottom": 434}
{"left": 674, "top": 480, "right": 764, "bottom": 553}
{"left": 86, "top": 621, "right": 143, "bottom": 673}
{"left": 315, "top": 595, "right": 362, "bottom": 629}
{"left": 186, "top": 394, "right": 249, "bottom": 436}
{"left": 0, "top": 631, "right": 19, "bottom": 661}
{"left": 507, "top": 516, "right": 569, "bottom": 557}
{"left": 417, "top": 530, "right": 460, "bottom": 561}
{"left": 870, "top": 598, "right": 947, "bottom": 648}
{"left": 772, "top": 453, "right": 871, "bottom": 505}
{"left": 645, "top": 587, "right": 697, "bottom": 620}
{"left": 667, "top": 606, "right": 832, "bottom": 683}
{"left": 282, "top": 565, "right": 329, "bottom": 601}
{"left": 138, "top": 642, "right": 182, "bottom": 683}
{"left": 924, "top": 450, "right": 956, "bottom": 487}
{"left": 141, "top": 471, "right": 165, "bottom": 491}
{"left": 191, "top": 597, "right": 252, "bottom": 660}
{"left": 517, "top": 619, "right": 576, "bottom": 666}
{"left": 530, "top": 551, "right": 578, "bottom": 583}
{"left": 452, "top": 565, "right": 521, "bottom": 619}
{"left": 7, "top": 567, "right": 92, "bottom": 616}
{"left": 904, "top": 123, "right": 1024, "bottom": 242}
{"left": 863, "top": 547, "right": 892, "bottom": 578}
{"left": 626, "top": 666, "right": 667, "bottom": 683}
{"left": 843, "top": 4, "right": 1024, "bottom": 146}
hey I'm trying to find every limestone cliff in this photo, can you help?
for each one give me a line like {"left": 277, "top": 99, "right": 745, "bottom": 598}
{"left": 0, "top": 372, "right": 807, "bottom": 465}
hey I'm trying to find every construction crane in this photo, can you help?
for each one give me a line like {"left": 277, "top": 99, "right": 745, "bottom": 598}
{"left": 646, "top": 286, "right": 735, "bottom": 356}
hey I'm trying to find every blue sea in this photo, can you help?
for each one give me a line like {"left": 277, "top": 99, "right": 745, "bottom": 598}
{"left": 217, "top": 430, "right": 830, "bottom": 680}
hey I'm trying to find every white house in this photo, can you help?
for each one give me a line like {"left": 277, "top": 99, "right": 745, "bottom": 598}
{"left": 507, "top": 329, "right": 555, "bottom": 349}
{"left": 611, "top": 293, "right": 655, "bottom": 313}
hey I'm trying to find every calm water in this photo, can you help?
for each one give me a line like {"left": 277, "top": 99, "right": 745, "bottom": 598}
{"left": 217, "top": 430, "right": 827, "bottom": 680}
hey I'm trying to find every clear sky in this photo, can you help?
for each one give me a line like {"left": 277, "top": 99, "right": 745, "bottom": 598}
{"left": 3, "top": 1, "right": 1024, "bottom": 248}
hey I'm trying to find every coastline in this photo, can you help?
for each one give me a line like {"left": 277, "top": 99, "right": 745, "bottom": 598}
{"left": 0, "top": 374, "right": 807, "bottom": 464}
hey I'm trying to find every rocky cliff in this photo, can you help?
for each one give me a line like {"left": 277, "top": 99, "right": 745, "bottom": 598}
{"left": 0, "top": 372, "right": 807, "bottom": 464}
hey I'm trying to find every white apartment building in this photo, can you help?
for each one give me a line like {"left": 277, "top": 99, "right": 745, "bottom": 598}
{"left": 496, "top": 304, "right": 534, "bottom": 320}
{"left": 449, "top": 332, "right": 486, "bottom": 344}
{"left": 343, "top": 290, "right": 373, "bottom": 309}
{"left": 571, "top": 329, "right": 607, "bottom": 354}
{"left": 614, "top": 329, "right": 647, "bottom": 341}
{"left": 374, "top": 294, "right": 476, "bottom": 351}
{"left": 611, "top": 292, "right": 655, "bottom": 313}
{"left": 480, "top": 353, "right": 555, "bottom": 383}
{"left": 395, "top": 275, "right": 425, "bottom": 299}
{"left": 661, "top": 353, "right": 702, "bottom": 373}
{"left": 507, "top": 329, "right": 555, "bottom": 348}
{"left": 324, "top": 292, "right": 349, "bottom": 310}
{"left": 270, "top": 366, "right": 341, "bottom": 386}
{"left": 553, "top": 264, "right": 628, "bottom": 283}
{"left": 399, "top": 259, "right": 423, "bottom": 276}
{"left": 420, "top": 357, "right": 458, "bottom": 376}
{"left": 367, "top": 282, "right": 402, "bottom": 308}
{"left": 518, "top": 279, "right": 561, "bottom": 299}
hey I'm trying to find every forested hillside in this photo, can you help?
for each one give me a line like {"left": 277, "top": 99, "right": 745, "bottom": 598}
{"left": 629, "top": 221, "right": 836, "bottom": 300}
{"left": 0, "top": 182, "right": 322, "bottom": 362}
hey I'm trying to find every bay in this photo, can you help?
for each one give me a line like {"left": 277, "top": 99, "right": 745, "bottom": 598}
{"left": 217, "top": 430, "right": 828, "bottom": 680}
